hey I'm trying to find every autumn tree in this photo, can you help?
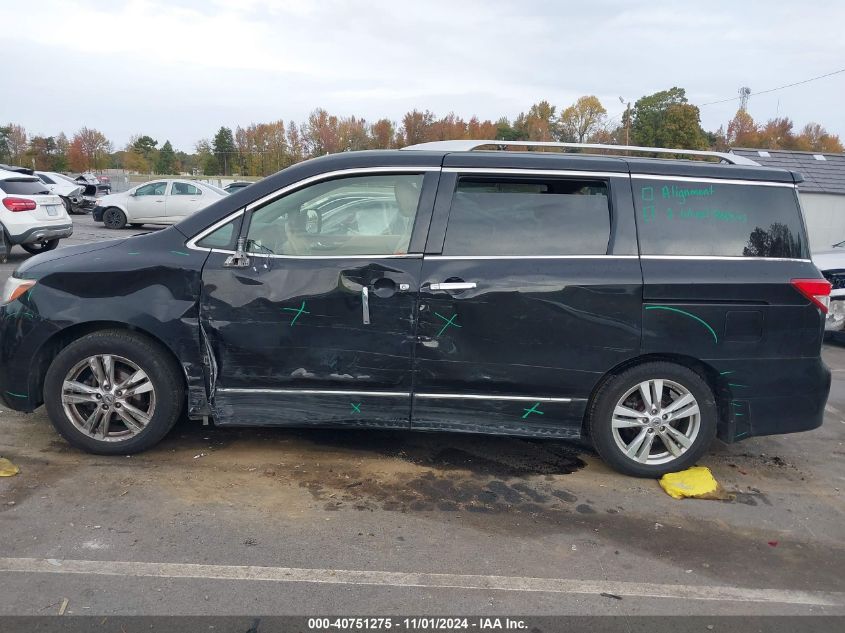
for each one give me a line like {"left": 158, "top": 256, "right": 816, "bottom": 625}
{"left": 795, "top": 123, "right": 844, "bottom": 153}
{"left": 196, "top": 139, "right": 218, "bottom": 175}
{"left": 631, "top": 88, "right": 706, "bottom": 149}
{"left": 725, "top": 109, "right": 758, "bottom": 147}
{"left": 513, "top": 101, "right": 557, "bottom": 141}
{"left": 756, "top": 117, "right": 796, "bottom": 150}
{"left": 398, "top": 110, "right": 434, "bottom": 146}
{"left": 338, "top": 116, "right": 370, "bottom": 152}
{"left": 370, "top": 118, "right": 395, "bottom": 149}
{"left": 72, "top": 127, "right": 111, "bottom": 170}
{"left": 559, "top": 96, "right": 607, "bottom": 142}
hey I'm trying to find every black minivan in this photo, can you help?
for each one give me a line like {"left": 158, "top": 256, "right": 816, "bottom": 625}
{"left": 0, "top": 141, "right": 831, "bottom": 477}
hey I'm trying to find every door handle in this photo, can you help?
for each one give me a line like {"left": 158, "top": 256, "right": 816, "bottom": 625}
{"left": 361, "top": 286, "right": 370, "bottom": 325}
{"left": 429, "top": 282, "right": 477, "bottom": 291}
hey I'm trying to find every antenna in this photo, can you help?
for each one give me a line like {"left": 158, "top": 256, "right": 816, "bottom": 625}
{"left": 738, "top": 86, "right": 751, "bottom": 112}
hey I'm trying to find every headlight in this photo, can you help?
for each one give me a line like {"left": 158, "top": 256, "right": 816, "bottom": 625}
{"left": 2, "top": 278, "right": 36, "bottom": 305}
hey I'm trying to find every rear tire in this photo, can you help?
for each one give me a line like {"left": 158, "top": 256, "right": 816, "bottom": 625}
{"left": 588, "top": 362, "right": 717, "bottom": 477}
{"left": 21, "top": 239, "right": 60, "bottom": 254}
{"left": 43, "top": 330, "right": 184, "bottom": 455}
{"left": 103, "top": 207, "right": 127, "bottom": 229}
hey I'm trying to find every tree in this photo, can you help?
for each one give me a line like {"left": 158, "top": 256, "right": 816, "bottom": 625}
{"left": 73, "top": 127, "right": 111, "bottom": 170}
{"left": 370, "top": 118, "right": 395, "bottom": 149}
{"left": 725, "top": 109, "right": 758, "bottom": 147}
{"left": 195, "top": 139, "right": 218, "bottom": 176}
{"left": 559, "top": 96, "right": 607, "bottom": 142}
{"left": 303, "top": 109, "right": 341, "bottom": 157}
{"left": 156, "top": 140, "right": 176, "bottom": 174}
{"left": 757, "top": 117, "right": 795, "bottom": 150}
{"left": 795, "top": 123, "right": 844, "bottom": 153}
{"left": 212, "top": 126, "right": 236, "bottom": 175}
{"left": 495, "top": 116, "right": 520, "bottom": 141}
{"left": 337, "top": 116, "right": 370, "bottom": 152}
{"left": 5, "top": 124, "right": 27, "bottom": 164}
{"left": 631, "top": 87, "right": 706, "bottom": 149}
{"left": 513, "top": 100, "right": 557, "bottom": 141}
{"left": 399, "top": 110, "right": 435, "bottom": 146}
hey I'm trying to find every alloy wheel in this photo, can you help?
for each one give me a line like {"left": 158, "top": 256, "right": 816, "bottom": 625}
{"left": 610, "top": 378, "right": 701, "bottom": 465}
{"left": 61, "top": 354, "right": 156, "bottom": 442}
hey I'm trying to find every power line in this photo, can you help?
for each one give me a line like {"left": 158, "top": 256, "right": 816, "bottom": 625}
{"left": 699, "top": 68, "right": 845, "bottom": 107}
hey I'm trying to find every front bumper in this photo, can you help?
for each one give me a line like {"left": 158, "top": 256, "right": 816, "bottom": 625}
{"left": 10, "top": 224, "right": 73, "bottom": 245}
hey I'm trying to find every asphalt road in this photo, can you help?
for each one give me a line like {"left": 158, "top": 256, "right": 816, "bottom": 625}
{"left": 0, "top": 215, "right": 843, "bottom": 618}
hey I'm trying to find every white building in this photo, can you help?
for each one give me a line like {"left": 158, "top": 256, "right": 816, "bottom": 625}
{"left": 731, "top": 148, "right": 845, "bottom": 253}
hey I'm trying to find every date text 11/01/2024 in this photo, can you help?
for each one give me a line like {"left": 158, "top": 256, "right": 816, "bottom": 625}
{"left": 307, "top": 617, "right": 528, "bottom": 630}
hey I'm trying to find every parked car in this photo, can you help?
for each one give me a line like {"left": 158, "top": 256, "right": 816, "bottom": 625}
{"left": 93, "top": 179, "right": 228, "bottom": 228}
{"left": 812, "top": 242, "right": 845, "bottom": 333}
{"left": 74, "top": 172, "right": 111, "bottom": 193}
{"left": 0, "top": 142, "right": 831, "bottom": 477}
{"left": 0, "top": 168, "right": 73, "bottom": 261}
{"left": 36, "top": 171, "right": 86, "bottom": 214}
{"left": 0, "top": 163, "right": 34, "bottom": 175}
{"left": 224, "top": 181, "right": 254, "bottom": 194}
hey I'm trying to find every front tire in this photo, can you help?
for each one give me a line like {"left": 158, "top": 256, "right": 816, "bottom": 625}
{"left": 102, "top": 207, "right": 127, "bottom": 229}
{"left": 43, "top": 330, "right": 184, "bottom": 454}
{"left": 588, "top": 362, "right": 717, "bottom": 477}
{"left": 21, "top": 239, "right": 60, "bottom": 255}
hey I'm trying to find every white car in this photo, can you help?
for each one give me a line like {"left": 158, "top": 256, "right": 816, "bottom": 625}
{"left": 36, "top": 171, "right": 86, "bottom": 212}
{"left": 0, "top": 169, "right": 73, "bottom": 261}
{"left": 813, "top": 243, "right": 845, "bottom": 333}
{"left": 94, "top": 179, "right": 228, "bottom": 229}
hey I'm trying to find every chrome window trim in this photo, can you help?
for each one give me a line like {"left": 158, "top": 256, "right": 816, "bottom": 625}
{"left": 443, "top": 167, "right": 624, "bottom": 179}
{"left": 415, "top": 393, "right": 585, "bottom": 403}
{"left": 217, "top": 388, "right": 410, "bottom": 397}
{"left": 246, "top": 253, "right": 422, "bottom": 260}
{"left": 186, "top": 166, "right": 438, "bottom": 254}
{"left": 641, "top": 255, "right": 812, "bottom": 263}
{"left": 630, "top": 173, "right": 797, "bottom": 188}
{"left": 426, "top": 255, "right": 637, "bottom": 260}
{"left": 216, "top": 388, "right": 584, "bottom": 403}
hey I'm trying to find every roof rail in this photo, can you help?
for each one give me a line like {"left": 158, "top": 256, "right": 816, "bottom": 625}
{"left": 400, "top": 140, "right": 761, "bottom": 166}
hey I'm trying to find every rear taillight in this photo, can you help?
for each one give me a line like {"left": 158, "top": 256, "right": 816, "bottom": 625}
{"left": 792, "top": 278, "right": 832, "bottom": 314}
{"left": 2, "top": 197, "right": 37, "bottom": 212}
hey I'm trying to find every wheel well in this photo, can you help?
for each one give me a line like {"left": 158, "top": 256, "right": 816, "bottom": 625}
{"left": 582, "top": 353, "right": 727, "bottom": 437}
{"left": 28, "top": 321, "right": 187, "bottom": 407}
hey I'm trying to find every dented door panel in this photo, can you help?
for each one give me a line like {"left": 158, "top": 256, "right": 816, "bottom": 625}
{"left": 200, "top": 254, "right": 421, "bottom": 427}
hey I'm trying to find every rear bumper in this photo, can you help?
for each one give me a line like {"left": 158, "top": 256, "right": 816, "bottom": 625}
{"left": 9, "top": 224, "right": 73, "bottom": 245}
{"left": 719, "top": 357, "right": 830, "bottom": 442}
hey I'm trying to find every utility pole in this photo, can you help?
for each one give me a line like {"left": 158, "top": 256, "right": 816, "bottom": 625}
{"left": 619, "top": 96, "right": 632, "bottom": 144}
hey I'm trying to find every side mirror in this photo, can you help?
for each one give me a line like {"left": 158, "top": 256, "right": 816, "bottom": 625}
{"left": 223, "top": 237, "right": 250, "bottom": 268}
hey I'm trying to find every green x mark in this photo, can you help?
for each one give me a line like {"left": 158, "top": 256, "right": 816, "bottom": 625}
{"left": 350, "top": 402, "right": 362, "bottom": 414}
{"left": 434, "top": 311, "right": 461, "bottom": 337}
{"left": 282, "top": 300, "right": 310, "bottom": 326}
{"left": 522, "top": 402, "right": 544, "bottom": 419}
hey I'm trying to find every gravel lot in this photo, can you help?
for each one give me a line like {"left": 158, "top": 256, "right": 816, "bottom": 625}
{"left": 0, "top": 215, "right": 843, "bottom": 616}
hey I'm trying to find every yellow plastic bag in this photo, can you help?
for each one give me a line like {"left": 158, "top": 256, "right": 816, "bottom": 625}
{"left": 659, "top": 466, "right": 722, "bottom": 499}
{"left": 0, "top": 457, "right": 20, "bottom": 477}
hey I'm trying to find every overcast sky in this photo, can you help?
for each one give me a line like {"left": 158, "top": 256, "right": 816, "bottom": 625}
{"left": 3, "top": 0, "right": 844, "bottom": 152}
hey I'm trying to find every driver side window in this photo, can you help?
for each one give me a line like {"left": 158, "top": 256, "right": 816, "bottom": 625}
{"left": 136, "top": 182, "right": 167, "bottom": 196}
{"left": 245, "top": 173, "right": 424, "bottom": 256}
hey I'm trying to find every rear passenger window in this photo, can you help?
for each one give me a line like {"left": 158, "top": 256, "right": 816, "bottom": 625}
{"left": 443, "top": 177, "right": 611, "bottom": 256}
{"left": 634, "top": 178, "right": 808, "bottom": 259}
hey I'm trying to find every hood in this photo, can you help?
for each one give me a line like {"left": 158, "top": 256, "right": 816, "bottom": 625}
{"left": 16, "top": 239, "right": 127, "bottom": 277}
{"left": 812, "top": 249, "right": 845, "bottom": 271}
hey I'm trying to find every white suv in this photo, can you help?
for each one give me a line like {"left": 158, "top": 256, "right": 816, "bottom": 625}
{"left": 0, "top": 169, "right": 73, "bottom": 262}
